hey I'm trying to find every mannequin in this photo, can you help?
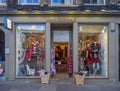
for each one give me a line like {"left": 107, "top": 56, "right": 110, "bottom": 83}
{"left": 25, "top": 41, "right": 39, "bottom": 61}
{"left": 90, "top": 41, "right": 101, "bottom": 75}
{"left": 82, "top": 44, "right": 93, "bottom": 75}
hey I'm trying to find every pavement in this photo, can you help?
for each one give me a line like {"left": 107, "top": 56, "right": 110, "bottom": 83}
{"left": 0, "top": 80, "right": 120, "bottom": 91}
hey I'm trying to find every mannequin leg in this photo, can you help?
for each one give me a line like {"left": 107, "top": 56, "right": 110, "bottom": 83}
{"left": 96, "top": 63, "right": 100, "bottom": 75}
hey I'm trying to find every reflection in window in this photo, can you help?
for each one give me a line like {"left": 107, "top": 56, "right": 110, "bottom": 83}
{"left": 16, "top": 24, "right": 46, "bottom": 77}
{"left": 84, "top": 0, "right": 105, "bottom": 5}
{"left": 78, "top": 25, "right": 108, "bottom": 77}
{"left": 0, "top": 0, "right": 6, "bottom": 4}
{"left": 18, "top": 0, "right": 40, "bottom": 5}
{"left": 51, "top": 0, "right": 73, "bottom": 5}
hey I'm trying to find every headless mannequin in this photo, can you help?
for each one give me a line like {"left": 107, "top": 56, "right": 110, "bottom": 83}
{"left": 91, "top": 41, "right": 101, "bottom": 76}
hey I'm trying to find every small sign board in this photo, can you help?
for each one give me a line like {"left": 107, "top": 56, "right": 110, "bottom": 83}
{"left": 5, "top": 48, "right": 10, "bottom": 54}
{"left": 53, "top": 31, "right": 69, "bottom": 42}
{"left": 4, "top": 17, "right": 12, "bottom": 30}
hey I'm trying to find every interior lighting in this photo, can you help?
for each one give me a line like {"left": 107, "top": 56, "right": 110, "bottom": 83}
{"left": 101, "top": 9, "right": 106, "bottom": 12}
{"left": 85, "top": 9, "right": 91, "bottom": 12}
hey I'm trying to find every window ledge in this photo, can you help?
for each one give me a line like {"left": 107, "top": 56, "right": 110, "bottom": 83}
{"left": 15, "top": 76, "right": 40, "bottom": 79}
{"left": 85, "top": 76, "right": 108, "bottom": 79}
{"left": 84, "top": 4, "right": 106, "bottom": 6}
{"left": 0, "top": 4, "right": 7, "bottom": 6}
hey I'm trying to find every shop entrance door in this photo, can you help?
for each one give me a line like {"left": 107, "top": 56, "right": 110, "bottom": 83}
{"left": 0, "top": 31, "right": 5, "bottom": 61}
{"left": 54, "top": 43, "right": 68, "bottom": 79}
{"left": 0, "top": 30, "right": 5, "bottom": 77}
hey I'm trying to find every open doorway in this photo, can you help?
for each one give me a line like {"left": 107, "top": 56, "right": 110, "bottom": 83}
{"left": 54, "top": 43, "right": 68, "bottom": 79}
{"left": 0, "top": 30, "right": 5, "bottom": 77}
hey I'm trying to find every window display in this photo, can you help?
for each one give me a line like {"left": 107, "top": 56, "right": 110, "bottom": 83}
{"left": 78, "top": 25, "right": 108, "bottom": 77}
{"left": 16, "top": 24, "right": 46, "bottom": 77}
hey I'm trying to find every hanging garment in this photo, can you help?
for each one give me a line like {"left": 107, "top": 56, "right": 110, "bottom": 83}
{"left": 68, "top": 44, "right": 73, "bottom": 76}
{"left": 50, "top": 46, "right": 56, "bottom": 76}
{"left": 91, "top": 42, "right": 101, "bottom": 63}
{"left": 82, "top": 47, "right": 93, "bottom": 67}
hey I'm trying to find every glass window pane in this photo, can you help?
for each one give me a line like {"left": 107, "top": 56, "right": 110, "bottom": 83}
{"left": 16, "top": 24, "right": 46, "bottom": 77}
{"left": 19, "top": 0, "right": 25, "bottom": 4}
{"left": 84, "top": 0, "right": 90, "bottom": 4}
{"left": 2, "top": 0, "right": 6, "bottom": 3}
{"left": 52, "top": 0, "right": 62, "bottom": 4}
{"left": 52, "top": 0, "right": 58, "bottom": 4}
{"left": 84, "top": 0, "right": 105, "bottom": 4}
{"left": 97, "top": 0, "right": 104, "bottom": 4}
{"left": 64, "top": 0, "right": 73, "bottom": 4}
{"left": 34, "top": 0, "right": 39, "bottom": 3}
{"left": 78, "top": 25, "right": 108, "bottom": 77}
{"left": 27, "top": 0, "right": 32, "bottom": 3}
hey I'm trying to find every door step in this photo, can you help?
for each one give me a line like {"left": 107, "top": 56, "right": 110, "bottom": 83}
{"left": 50, "top": 77, "right": 74, "bottom": 84}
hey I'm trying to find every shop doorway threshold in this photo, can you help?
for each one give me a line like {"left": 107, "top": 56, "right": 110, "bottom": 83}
{"left": 50, "top": 73, "right": 73, "bottom": 84}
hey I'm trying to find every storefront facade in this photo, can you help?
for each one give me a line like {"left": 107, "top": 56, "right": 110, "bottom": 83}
{"left": 0, "top": 14, "right": 119, "bottom": 84}
{"left": 0, "top": 0, "right": 120, "bottom": 84}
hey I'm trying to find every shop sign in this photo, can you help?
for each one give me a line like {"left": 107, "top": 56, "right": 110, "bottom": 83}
{"left": 53, "top": 31, "right": 69, "bottom": 42}
{"left": 4, "top": 17, "right": 12, "bottom": 30}
{"left": 47, "top": 17, "right": 76, "bottom": 22}
{"left": 5, "top": 48, "right": 10, "bottom": 54}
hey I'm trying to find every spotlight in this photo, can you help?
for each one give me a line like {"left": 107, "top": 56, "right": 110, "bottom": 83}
{"left": 85, "top": 9, "right": 91, "bottom": 12}
{"left": 101, "top": 9, "right": 106, "bottom": 12}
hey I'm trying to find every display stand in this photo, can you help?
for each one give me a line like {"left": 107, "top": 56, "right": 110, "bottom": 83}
{"left": 40, "top": 73, "right": 50, "bottom": 84}
{"left": 74, "top": 73, "right": 85, "bottom": 85}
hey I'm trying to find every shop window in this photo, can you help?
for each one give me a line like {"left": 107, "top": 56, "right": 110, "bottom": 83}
{"left": 51, "top": 0, "right": 73, "bottom": 5}
{"left": 16, "top": 24, "right": 46, "bottom": 77}
{"left": 78, "top": 24, "right": 108, "bottom": 77}
{"left": 0, "top": 0, "right": 6, "bottom": 5}
{"left": 18, "top": 0, "right": 40, "bottom": 5}
{"left": 84, "top": 0, "right": 105, "bottom": 5}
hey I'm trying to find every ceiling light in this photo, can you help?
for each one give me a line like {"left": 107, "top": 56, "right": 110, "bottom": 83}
{"left": 85, "top": 9, "right": 91, "bottom": 12}
{"left": 101, "top": 9, "right": 106, "bottom": 12}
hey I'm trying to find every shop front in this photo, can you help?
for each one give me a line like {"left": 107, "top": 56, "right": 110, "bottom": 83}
{"left": 15, "top": 21, "right": 108, "bottom": 79}
{"left": 15, "top": 23, "right": 74, "bottom": 79}
{"left": 1, "top": 16, "right": 118, "bottom": 84}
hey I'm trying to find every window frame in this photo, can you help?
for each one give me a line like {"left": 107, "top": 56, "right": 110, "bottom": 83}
{"left": 84, "top": 0, "right": 106, "bottom": 5}
{"left": 51, "top": 0, "right": 73, "bottom": 5}
{"left": 78, "top": 24, "right": 109, "bottom": 78}
{"left": 15, "top": 24, "right": 46, "bottom": 77}
{"left": 18, "top": 0, "right": 40, "bottom": 5}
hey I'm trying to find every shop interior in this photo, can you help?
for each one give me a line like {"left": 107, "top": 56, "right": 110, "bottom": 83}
{"left": 0, "top": 31, "right": 5, "bottom": 61}
{"left": 0, "top": 30, "right": 5, "bottom": 77}
{"left": 51, "top": 24, "right": 73, "bottom": 79}
{"left": 54, "top": 43, "right": 68, "bottom": 73}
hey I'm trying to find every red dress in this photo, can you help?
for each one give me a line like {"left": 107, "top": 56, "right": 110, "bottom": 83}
{"left": 82, "top": 47, "right": 93, "bottom": 67}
